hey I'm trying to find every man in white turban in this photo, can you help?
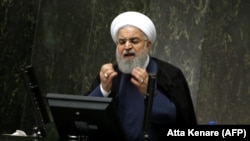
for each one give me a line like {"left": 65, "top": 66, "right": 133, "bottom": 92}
{"left": 86, "top": 11, "right": 197, "bottom": 141}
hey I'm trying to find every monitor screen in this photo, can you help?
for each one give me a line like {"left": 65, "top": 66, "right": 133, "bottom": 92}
{"left": 46, "top": 93, "right": 125, "bottom": 141}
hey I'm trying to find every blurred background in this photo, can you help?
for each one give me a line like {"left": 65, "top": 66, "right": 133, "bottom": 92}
{"left": 0, "top": 0, "right": 249, "bottom": 136}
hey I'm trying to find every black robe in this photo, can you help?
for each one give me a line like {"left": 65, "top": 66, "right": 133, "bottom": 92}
{"left": 86, "top": 57, "right": 197, "bottom": 127}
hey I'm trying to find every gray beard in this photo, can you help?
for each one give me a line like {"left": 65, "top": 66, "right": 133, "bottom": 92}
{"left": 116, "top": 46, "right": 148, "bottom": 73}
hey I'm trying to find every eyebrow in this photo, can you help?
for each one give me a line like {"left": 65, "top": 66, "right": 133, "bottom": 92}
{"left": 118, "top": 36, "right": 140, "bottom": 39}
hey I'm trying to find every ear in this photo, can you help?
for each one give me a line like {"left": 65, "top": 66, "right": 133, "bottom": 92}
{"left": 146, "top": 40, "right": 151, "bottom": 49}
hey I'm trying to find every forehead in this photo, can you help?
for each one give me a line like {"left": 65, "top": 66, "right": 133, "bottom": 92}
{"left": 117, "top": 26, "right": 145, "bottom": 38}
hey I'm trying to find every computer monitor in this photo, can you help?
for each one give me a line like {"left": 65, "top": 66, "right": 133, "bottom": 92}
{"left": 46, "top": 93, "right": 125, "bottom": 141}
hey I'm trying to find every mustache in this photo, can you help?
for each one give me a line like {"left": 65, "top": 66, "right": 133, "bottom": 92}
{"left": 123, "top": 50, "right": 135, "bottom": 56}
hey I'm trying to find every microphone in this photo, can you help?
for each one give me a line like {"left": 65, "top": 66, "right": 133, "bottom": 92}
{"left": 143, "top": 73, "right": 156, "bottom": 141}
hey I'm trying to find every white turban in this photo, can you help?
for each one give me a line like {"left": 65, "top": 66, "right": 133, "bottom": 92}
{"left": 110, "top": 11, "right": 156, "bottom": 44}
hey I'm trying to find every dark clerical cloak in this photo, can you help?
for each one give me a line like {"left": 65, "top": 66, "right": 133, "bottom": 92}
{"left": 86, "top": 57, "right": 197, "bottom": 140}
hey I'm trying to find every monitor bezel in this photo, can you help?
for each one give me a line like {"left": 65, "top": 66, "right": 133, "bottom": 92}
{"left": 46, "top": 93, "right": 124, "bottom": 141}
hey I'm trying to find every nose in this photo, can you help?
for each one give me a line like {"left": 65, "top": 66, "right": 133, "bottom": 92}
{"left": 124, "top": 40, "right": 132, "bottom": 49}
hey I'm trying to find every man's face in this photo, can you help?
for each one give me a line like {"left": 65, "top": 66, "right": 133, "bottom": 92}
{"left": 116, "top": 26, "right": 151, "bottom": 73}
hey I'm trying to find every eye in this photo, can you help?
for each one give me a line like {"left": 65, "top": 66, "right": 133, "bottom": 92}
{"left": 117, "top": 39, "right": 126, "bottom": 45}
{"left": 129, "top": 38, "right": 140, "bottom": 44}
{"left": 117, "top": 37, "right": 144, "bottom": 45}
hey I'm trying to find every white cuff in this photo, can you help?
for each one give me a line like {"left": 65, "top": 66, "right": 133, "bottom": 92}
{"left": 100, "top": 84, "right": 111, "bottom": 97}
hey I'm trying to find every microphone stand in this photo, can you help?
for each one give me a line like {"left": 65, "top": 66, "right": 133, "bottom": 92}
{"left": 22, "top": 65, "right": 50, "bottom": 138}
{"left": 143, "top": 73, "right": 156, "bottom": 141}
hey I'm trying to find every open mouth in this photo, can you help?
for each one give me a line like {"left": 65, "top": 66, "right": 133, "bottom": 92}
{"left": 123, "top": 52, "right": 135, "bottom": 59}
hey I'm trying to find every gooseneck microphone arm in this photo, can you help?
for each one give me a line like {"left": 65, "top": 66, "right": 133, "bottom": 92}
{"left": 22, "top": 65, "right": 50, "bottom": 138}
{"left": 143, "top": 73, "right": 156, "bottom": 141}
